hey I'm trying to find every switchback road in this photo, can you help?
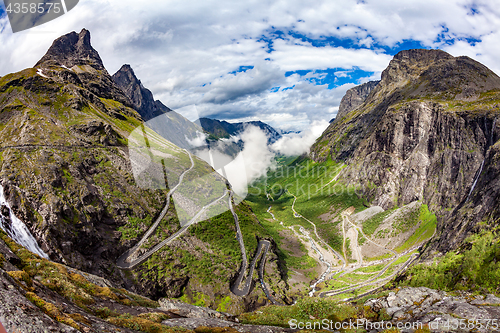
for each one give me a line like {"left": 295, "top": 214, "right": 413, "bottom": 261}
{"left": 116, "top": 149, "right": 230, "bottom": 269}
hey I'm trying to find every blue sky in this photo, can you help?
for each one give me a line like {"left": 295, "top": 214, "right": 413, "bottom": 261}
{"left": 0, "top": 1, "right": 4, "bottom": 19}
{"left": 0, "top": 0, "right": 498, "bottom": 131}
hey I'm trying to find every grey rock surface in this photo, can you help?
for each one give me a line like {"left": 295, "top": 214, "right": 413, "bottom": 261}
{"left": 364, "top": 287, "right": 500, "bottom": 332}
{"left": 335, "top": 80, "right": 380, "bottom": 122}
{"left": 0, "top": 269, "right": 78, "bottom": 333}
{"left": 159, "top": 298, "right": 235, "bottom": 321}
{"left": 162, "top": 318, "right": 296, "bottom": 332}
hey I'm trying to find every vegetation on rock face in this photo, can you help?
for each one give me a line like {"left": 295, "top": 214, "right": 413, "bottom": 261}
{"left": 106, "top": 314, "right": 175, "bottom": 333}
{"left": 239, "top": 293, "right": 395, "bottom": 332}
{"left": 397, "top": 230, "right": 500, "bottom": 294}
{"left": 25, "top": 291, "right": 82, "bottom": 330}
{"left": 0, "top": 228, "right": 182, "bottom": 332}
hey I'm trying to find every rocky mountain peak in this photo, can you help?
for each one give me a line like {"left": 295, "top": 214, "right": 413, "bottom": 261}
{"left": 392, "top": 48, "right": 453, "bottom": 64}
{"left": 364, "top": 48, "right": 500, "bottom": 104}
{"left": 112, "top": 64, "right": 166, "bottom": 121}
{"left": 379, "top": 49, "right": 453, "bottom": 87}
{"left": 113, "top": 64, "right": 140, "bottom": 86}
{"left": 35, "top": 28, "right": 105, "bottom": 70}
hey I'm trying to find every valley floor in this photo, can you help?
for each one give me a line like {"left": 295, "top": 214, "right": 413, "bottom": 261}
{"left": 246, "top": 157, "right": 437, "bottom": 301}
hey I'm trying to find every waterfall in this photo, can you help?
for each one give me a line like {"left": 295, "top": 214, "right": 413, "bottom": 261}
{"left": 0, "top": 185, "right": 48, "bottom": 259}
{"left": 491, "top": 118, "right": 497, "bottom": 146}
{"left": 466, "top": 118, "right": 497, "bottom": 203}
{"left": 465, "top": 160, "right": 484, "bottom": 203}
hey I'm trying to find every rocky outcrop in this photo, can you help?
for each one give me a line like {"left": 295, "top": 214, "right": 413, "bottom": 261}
{"left": 335, "top": 80, "right": 379, "bottom": 122}
{"left": 0, "top": 269, "right": 79, "bottom": 333}
{"left": 159, "top": 299, "right": 294, "bottom": 332}
{"left": 35, "top": 29, "right": 105, "bottom": 71}
{"left": 0, "top": 232, "right": 171, "bottom": 333}
{"left": 112, "top": 64, "right": 203, "bottom": 149}
{"left": 161, "top": 318, "right": 295, "bottom": 332}
{"left": 159, "top": 298, "right": 235, "bottom": 320}
{"left": 112, "top": 64, "right": 169, "bottom": 121}
{"left": 310, "top": 49, "right": 500, "bottom": 255}
{"left": 364, "top": 287, "right": 500, "bottom": 332}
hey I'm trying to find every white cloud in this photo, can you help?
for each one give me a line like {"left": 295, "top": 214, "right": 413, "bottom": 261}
{"left": 271, "top": 120, "right": 330, "bottom": 156}
{"left": 195, "top": 125, "right": 275, "bottom": 196}
{"left": 1, "top": 0, "right": 499, "bottom": 131}
{"left": 185, "top": 131, "right": 207, "bottom": 148}
{"left": 198, "top": 63, "right": 283, "bottom": 104}
{"left": 270, "top": 39, "right": 392, "bottom": 72}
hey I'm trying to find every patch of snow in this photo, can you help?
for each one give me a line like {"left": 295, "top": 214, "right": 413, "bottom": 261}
{"left": 36, "top": 68, "right": 49, "bottom": 78}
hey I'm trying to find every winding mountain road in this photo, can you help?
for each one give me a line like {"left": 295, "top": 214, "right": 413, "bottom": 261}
{"left": 115, "top": 152, "right": 280, "bottom": 302}
{"left": 230, "top": 193, "right": 281, "bottom": 304}
{"left": 117, "top": 150, "right": 231, "bottom": 269}
{"left": 317, "top": 211, "right": 419, "bottom": 298}
{"left": 278, "top": 191, "right": 422, "bottom": 298}
{"left": 267, "top": 203, "right": 337, "bottom": 296}
{"left": 319, "top": 253, "right": 419, "bottom": 298}
{"left": 257, "top": 241, "right": 284, "bottom": 305}
{"left": 289, "top": 191, "right": 346, "bottom": 268}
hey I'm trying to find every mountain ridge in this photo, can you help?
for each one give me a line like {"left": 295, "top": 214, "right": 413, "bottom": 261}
{"left": 310, "top": 48, "right": 500, "bottom": 257}
{"left": 197, "top": 117, "right": 282, "bottom": 143}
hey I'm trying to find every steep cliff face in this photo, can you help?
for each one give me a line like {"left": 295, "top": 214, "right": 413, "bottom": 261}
{"left": 335, "top": 80, "right": 379, "bottom": 122}
{"left": 310, "top": 49, "right": 500, "bottom": 254}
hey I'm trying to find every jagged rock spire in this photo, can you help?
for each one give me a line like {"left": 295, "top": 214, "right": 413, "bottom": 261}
{"left": 35, "top": 28, "right": 105, "bottom": 70}
{"left": 112, "top": 64, "right": 170, "bottom": 121}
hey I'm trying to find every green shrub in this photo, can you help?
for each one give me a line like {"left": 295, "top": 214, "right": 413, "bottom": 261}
{"left": 399, "top": 231, "right": 500, "bottom": 294}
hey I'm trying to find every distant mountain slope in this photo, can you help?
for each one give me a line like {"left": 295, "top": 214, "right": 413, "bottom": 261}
{"left": 310, "top": 49, "right": 500, "bottom": 255}
{"left": 198, "top": 117, "right": 282, "bottom": 143}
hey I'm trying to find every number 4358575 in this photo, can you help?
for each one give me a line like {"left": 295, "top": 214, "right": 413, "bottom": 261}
{"left": 6, "top": 2, "right": 62, "bottom": 14}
